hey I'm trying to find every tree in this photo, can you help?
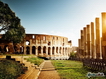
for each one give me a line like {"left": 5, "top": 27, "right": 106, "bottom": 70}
{"left": 0, "top": 1, "right": 25, "bottom": 43}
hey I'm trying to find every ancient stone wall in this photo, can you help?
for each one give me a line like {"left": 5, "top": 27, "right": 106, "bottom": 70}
{"left": 22, "top": 34, "right": 72, "bottom": 59}
{"left": 0, "top": 34, "right": 72, "bottom": 59}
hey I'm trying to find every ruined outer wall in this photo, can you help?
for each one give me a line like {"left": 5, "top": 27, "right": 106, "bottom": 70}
{"left": 22, "top": 34, "right": 72, "bottom": 59}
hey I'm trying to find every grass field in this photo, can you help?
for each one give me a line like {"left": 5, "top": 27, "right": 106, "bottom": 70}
{"left": 52, "top": 60, "right": 106, "bottom": 79}
{"left": 25, "top": 56, "right": 44, "bottom": 66}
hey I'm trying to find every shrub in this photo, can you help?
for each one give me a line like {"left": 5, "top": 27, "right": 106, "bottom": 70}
{"left": 0, "top": 59, "right": 24, "bottom": 79}
{"left": 70, "top": 52, "right": 76, "bottom": 57}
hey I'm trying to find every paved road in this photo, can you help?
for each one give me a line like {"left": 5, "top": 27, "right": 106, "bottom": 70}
{"left": 38, "top": 60, "right": 60, "bottom": 79}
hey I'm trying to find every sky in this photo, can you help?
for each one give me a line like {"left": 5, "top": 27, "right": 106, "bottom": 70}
{"left": 1, "top": 0, "right": 106, "bottom": 46}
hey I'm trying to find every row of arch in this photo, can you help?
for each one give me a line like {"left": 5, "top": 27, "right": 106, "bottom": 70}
{"left": 0, "top": 45, "right": 24, "bottom": 54}
{"left": 0, "top": 45, "right": 70, "bottom": 56}
{"left": 25, "top": 46, "right": 70, "bottom": 56}
{"left": 0, "top": 45, "right": 9, "bottom": 53}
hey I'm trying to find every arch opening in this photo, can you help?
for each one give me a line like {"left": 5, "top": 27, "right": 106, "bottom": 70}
{"left": 48, "top": 47, "right": 51, "bottom": 55}
{"left": 26, "top": 46, "right": 30, "bottom": 54}
{"left": 32, "top": 46, "right": 36, "bottom": 54}
{"left": 38, "top": 46, "right": 41, "bottom": 55}
{"left": 52, "top": 47, "right": 55, "bottom": 55}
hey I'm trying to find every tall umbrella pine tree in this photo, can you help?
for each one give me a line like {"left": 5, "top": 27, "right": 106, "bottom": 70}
{"left": 0, "top": 1, "right": 25, "bottom": 53}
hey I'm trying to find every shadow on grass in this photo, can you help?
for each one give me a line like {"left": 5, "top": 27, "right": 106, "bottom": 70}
{"left": 38, "top": 56, "right": 49, "bottom": 60}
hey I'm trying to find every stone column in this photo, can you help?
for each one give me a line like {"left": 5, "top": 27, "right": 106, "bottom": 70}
{"left": 46, "top": 46, "right": 48, "bottom": 55}
{"left": 50, "top": 47, "right": 52, "bottom": 56}
{"left": 63, "top": 47, "right": 65, "bottom": 56}
{"left": 58, "top": 47, "right": 59, "bottom": 55}
{"left": 83, "top": 27, "right": 87, "bottom": 58}
{"left": 87, "top": 25, "right": 91, "bottom": 58}
{"left": 81, "top": 30, "right": 84, "bottom": 58}
{"left": 41, "top": 40, "right": 43, "bottom": 45}
{"left": 91, "top": 22, "right": 96, "bottom": 59}
{"left": 54, "top": 47, "right": 56, "bottom": 56}
{"left": 29, "top": 39, "right": 32, "bottom": 54}
{"left": 95, "top": 18, "right": 101, "bottom": 59}
{"left": 64, "top": 48, "right": 66, "bottom": 56}
{"left": 36, "top": 46, "right": 38, "bottom": 55}
{"left": 30, "top": 46, "right": 32, "bottom": 55}
{"left": 66, "top": 48, "right": 68, "bottom": 56}
{"left": 78, "top": 39, "right": 81, "bottom": 58}
{"left": 61, "top": 47, "right": 62, "bottom": 55}
{"left": 24, "top": 41, "right": 26, "bottom": 54}
{"left": 36, "top": 40, "right": 38, "bottom": 45}
{"left": 102, "top": 12, "right": 106, "bottom": 59}
{"left": 41, "top": 46, "right": 43, "bottom": 56}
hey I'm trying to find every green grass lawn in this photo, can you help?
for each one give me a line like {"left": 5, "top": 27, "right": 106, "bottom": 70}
{"left": 25, "top": 56, "right": 44, "bottom": 66}
{"left": 52, "top": 60, "right": 106, "bottom": 79}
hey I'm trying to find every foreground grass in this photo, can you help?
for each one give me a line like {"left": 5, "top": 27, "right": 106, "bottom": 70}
{"left": 52, "top": 60, "right": 105, "bottom": 79}
{"left": 25, "top": 56, "right": 44, "bottom": 66}
{"left": 0, "top": 59, "right": 24, "bottom": 79}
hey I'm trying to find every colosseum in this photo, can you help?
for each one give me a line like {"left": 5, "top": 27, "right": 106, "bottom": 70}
{"left": 0, "top": 34, "right": 72, "bottom": 59}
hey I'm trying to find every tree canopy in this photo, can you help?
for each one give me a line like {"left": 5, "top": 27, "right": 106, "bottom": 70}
{"left": 0, "top": 1, "right": 25, "bottom": 43}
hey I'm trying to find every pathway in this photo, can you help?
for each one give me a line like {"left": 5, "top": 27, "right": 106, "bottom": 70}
{"left": 38, "top": 60, "right": 60, "bottom": 79}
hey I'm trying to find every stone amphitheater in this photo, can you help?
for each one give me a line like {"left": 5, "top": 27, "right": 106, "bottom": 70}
{"left": 0, "top": 34, "right": 72, "bottom": 60}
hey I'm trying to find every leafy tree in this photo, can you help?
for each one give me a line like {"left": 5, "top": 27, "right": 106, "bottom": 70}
{"left": 0, "top": 1, "right": 25, "bottom": 43}
{"left": 70, "top": 52, "right": 76, "bottom": 58}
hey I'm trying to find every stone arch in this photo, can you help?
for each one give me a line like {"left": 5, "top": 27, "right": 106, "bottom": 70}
{"left": 61, "top": 47, "right": 63, "bottom": 55}
{"left": 48, "top": 47, "right": 51, "bottom": 55}
{"left": 32, "top": 46, "right": 36, "bottom": 54}
{"left": 38, "top": 46, "right": 41, "bottom": 54}
{"left": 60, "top": 47, "right": 61, "bottom": 54}
{"left": 56, "top": 47, "right": 58, "bottom": 53}
{"left": 63, "top": 47, "right": 64, "bottom": 55}
{"left": 4, "top": 45, "right": 9, "bottom": 52}
{"left": 0, "top": 46, "right": 2, "bottom": 53}
{"left": 14, "top": 45, "right": 18, "bottom": 53}
{"left": 52, "top": 47, "right": 55, "bottom": 55}
{"left": 65, "top": 47, "right": 67, "bottom": 53}
{"left": 26, "top": 46, "right": 30, "bottom": 54}
{"left": 43, "top": 46, "right": 46, "bottom": 54}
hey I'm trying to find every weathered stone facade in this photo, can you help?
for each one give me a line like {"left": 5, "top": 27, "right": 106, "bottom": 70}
{"left": 0, "top": 34, "right": 72, "bottom": 59}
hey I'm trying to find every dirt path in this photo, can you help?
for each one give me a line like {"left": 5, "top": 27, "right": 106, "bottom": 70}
{"left": 38, "top": 60, "right": 60, "bottom": 79}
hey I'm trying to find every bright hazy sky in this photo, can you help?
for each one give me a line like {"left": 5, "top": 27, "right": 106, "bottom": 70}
{"left": 1, "top": 0, "right": 106, "bottom": 46}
